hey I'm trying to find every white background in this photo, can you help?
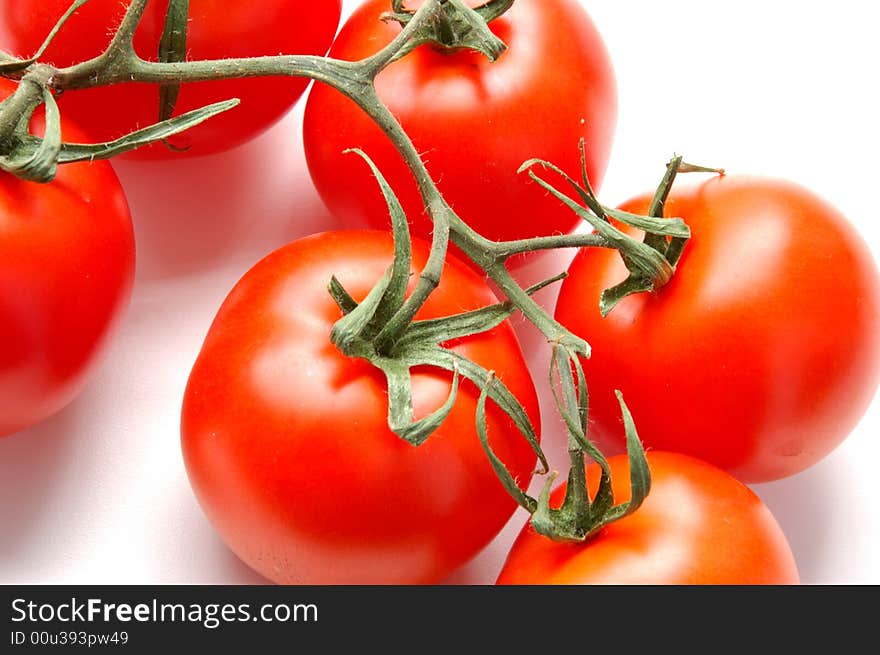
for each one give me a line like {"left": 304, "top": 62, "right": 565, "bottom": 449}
{"left": 1, "top": 0, "right": 878, "bottom": 584}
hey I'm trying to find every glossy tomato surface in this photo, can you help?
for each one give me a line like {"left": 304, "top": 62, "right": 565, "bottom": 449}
{"left": 181, "top": 230, "right": 540, "bottom": 584}
{"left": 497, "top": 452, "right": 800, "bottom": 585}
{"left": 0, "top": 80, "right": 135, "bottom": 437}
{"left": 303, "top": 0, "right": 616, "bottom": 250}
{"left": 0, "top": 0, "right": 342, "bottom": 158}
{"left": 555, "top": 175, "right": 880, "bottom": 482}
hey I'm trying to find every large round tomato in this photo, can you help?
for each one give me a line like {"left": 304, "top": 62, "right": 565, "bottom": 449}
{"left": 0, "top": 80, "right": 135, "bottom": 437}
{"left": 181, "top": 230, "right": 540, "bottom": 584}
{"left": 303, "top": 0, "right": 616, "bottom": 250}
{"left": 0, "top": 0, "right": 342, "bottom": 158}
{"left": 496, "top": 452, "right": 800, "bottom": 584}
{"left": 555, "top": 175, "right": 880, "bottom": 483}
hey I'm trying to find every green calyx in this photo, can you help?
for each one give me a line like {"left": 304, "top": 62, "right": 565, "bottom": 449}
{"left": 328, "top": 149, "right": 548, "bottom": 474}
{"left": 473, "top": 345, "right": 651, "bottom": 542}
{"left": 382, "top": 0, "right": 511, "bottom": 62}
{"left": 529, "top": 352, "right": 650, "bottom": 541}
{"left": 518, "top": 142, "right": 720, "bottom": 317}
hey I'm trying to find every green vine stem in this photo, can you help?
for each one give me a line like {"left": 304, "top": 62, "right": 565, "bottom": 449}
{"left": 0, "top": 0, "right": 720, "bottom": 542}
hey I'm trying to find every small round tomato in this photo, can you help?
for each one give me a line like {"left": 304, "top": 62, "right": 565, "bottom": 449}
{"left": 0, "top": 80, "right": 135, "bottom": 437}
{"left": 303, "top": 0, "right": 616, "bottom": 250}
{"left": 497, "top": 452, "right": 800, "bottom": 585}
{"left": 0, "top": 0, "right": 342, "bottom": 158}
{"left": 181, "top": 230, "right": 540, "bottom": 584}
{"left": 555, "top": 175, "right": 880, "bottom": 483}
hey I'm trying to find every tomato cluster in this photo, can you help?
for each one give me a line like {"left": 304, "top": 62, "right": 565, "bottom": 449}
{"left": 1, "top": 1, "right": 878, "bottom": 586}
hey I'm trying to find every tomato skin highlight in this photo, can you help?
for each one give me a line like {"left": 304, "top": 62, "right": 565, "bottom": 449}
{"left": 0, "top": 0, "right": 343, "bottom": 158}
{"left": 496, "top": 452, "right": 800, "bottom": 585}
{"left": 303, "top": 0, "right": 617, "bottom": 251}
{"left": 554, "top": 175, "right": 880, "bottom": 483}
{"left": 0, "top": 80, "right": 135, "bottom": 437}
{"left": 181, "top": 230, "right": 540, "bottom": 584}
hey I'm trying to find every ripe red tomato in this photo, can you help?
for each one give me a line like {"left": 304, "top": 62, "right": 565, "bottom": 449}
{"left": 497, "top": 451, "right": 800, "bottom": 585}
{"left": 555, "top": 175, "right": 880, "bottom": 483}
{"left": 181, "top": 230, "right": 540, "bottom": 584}
{"left": 0, "top": 0, "right": 342, "bottom": 158}
{"left": 303, "top": 0, "right": 616, "bottom": 250}
{"left": 0, "top": 80, "right": 135, "bottom": 437}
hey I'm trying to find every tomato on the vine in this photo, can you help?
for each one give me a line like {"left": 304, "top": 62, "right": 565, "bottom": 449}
{"left": 303, "top": 0, "right": 616, "bottom": 251}
{"left": 181, "top": 230, "right": 540, "bottom": 584}
{"left": 0, "top": 0, "right": 342, "bottom": 158}
{"left": 497, "top": 452, "right": 800, "bottom": 585}
{"left": 555, "top": 175, "right": 880, "bottom": 483}
{"left": 0, "top": 79, "right": 135, "bottom": 437}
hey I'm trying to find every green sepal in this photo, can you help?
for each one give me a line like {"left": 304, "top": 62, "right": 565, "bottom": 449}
{"left": 605, "top": 207, "right": 690, "bottom": 239}
{"left": 0, "top": 86, "right": 61, "bottom": 182}
{"left": 599, "top": 275, "right": 653, "bottom": 318}
{"left": 330, "top": 268, "right": 392, "bottom": 356}
{"left": 382, "top": 361, "right": 460, "bottom": 447}
{"left": 615, "top": 391, "right": 651, "bottom": 517}
{"left": 544, "top": 346, "right": 613, "bottom": 535}
{"left": 528, "top": 472, "right": 559, "bottom": 538}
{"left": 568, "top": 353, "right": 614, "bottom": 522}
{"left": 61, "top": 99, "right": 238, "bottom": 160}
{"left": 3, "top": 99, "right": 239, "bottom": 181}
{"left": 398, "top": 304, "right": 515, "bottom": 348}
{"left": 440, "top": 351, "right": 546, "bottom": 474}
{"left": 549, "top": 346, "right": 612, "bottom": 485}
{"left": 344, "top": 148, "right": 412, "bottom": 333}
{"left": 327, "top": 276, "right": 358, "bottom": 315}
{"left": 476, "top": 376, "right": 539, "bottom": 513}
{"left": 469, "top": 0, "right": 514, "bottom": 22}
{"left": 398, "top": 273, "right": 566, "bottom": 347}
